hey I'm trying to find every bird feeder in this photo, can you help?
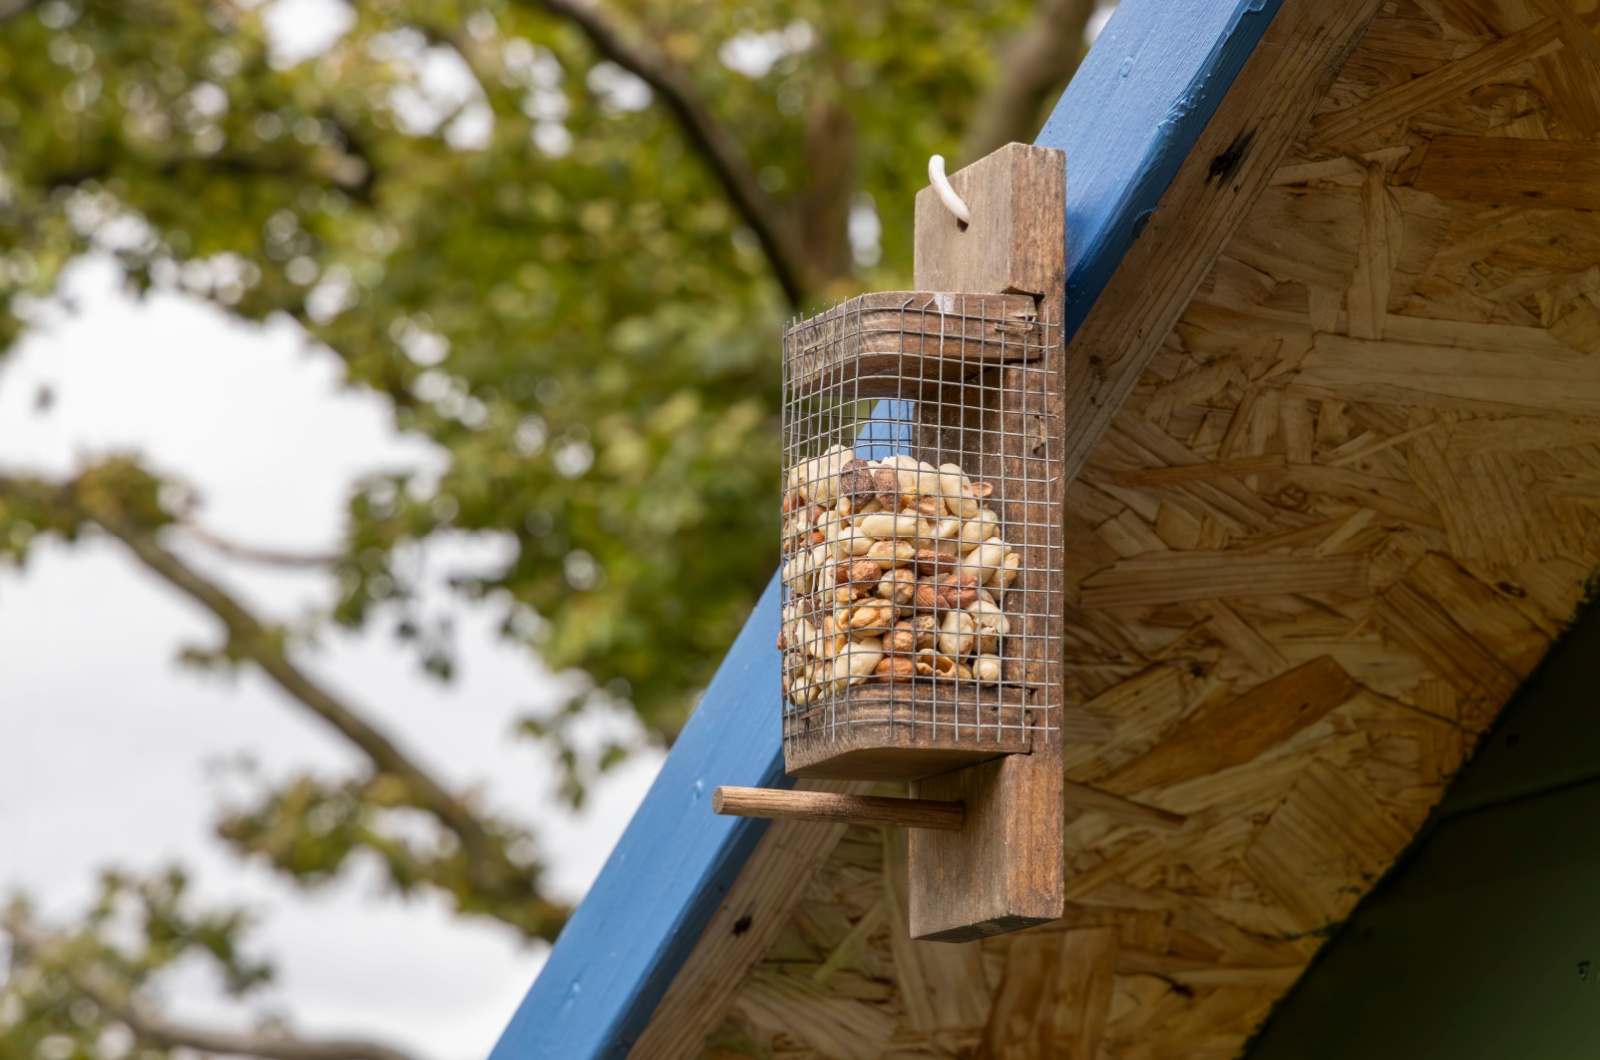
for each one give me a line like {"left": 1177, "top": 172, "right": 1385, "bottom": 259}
{"left": 716, "top": 144, "right": 1068, "bottom": 941}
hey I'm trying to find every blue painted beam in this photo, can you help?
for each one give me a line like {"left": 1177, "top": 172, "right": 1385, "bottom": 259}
{"left": 489, "top": 573, "right": 790, "bottom": 1060}
{"left": 1037, "top": 0, "right": 1285, "bottom": 332}
{"left": 491, "top": 0, "right": 1289, "bottom": 1055}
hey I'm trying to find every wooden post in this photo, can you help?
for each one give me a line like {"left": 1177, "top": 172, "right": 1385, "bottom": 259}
{"left": 907, "top": 143, "right": 1069, "bottom": 941}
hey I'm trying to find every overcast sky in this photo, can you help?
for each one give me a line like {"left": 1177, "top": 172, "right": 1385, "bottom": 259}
{"left": 0, "top": 256, "right": 663, "bottom": 1060}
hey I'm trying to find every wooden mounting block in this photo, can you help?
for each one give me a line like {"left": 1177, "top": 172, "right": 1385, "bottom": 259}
{"left": 900, "top": 143, "right": 1068, "bottom": 942}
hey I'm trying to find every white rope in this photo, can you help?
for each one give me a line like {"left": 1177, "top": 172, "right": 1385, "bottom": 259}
{"left": 927, "top": 155, "right": 972, "bottom": 225}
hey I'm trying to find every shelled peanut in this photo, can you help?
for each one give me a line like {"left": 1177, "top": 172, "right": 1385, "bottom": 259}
{"left": 776, "top": 445, "right": 1024, "bottom": 705}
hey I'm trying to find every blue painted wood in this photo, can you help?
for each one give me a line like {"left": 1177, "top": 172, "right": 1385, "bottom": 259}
{"left": 1036, "top": 0, "right": 1286, "bottom": 331}
{"left": 488, "top": 573, "right": 791, "bottom": 1060}
{"left": 491, "top": 1, "right": 1292, "bottom": 1055}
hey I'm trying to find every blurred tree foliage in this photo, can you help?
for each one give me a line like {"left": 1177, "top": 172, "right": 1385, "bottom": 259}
{"left": 0, "top": 0, "right": 1098, "bottom": 1054}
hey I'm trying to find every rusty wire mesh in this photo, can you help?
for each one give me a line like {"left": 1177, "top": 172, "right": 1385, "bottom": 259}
{"left": 778, "top": 293, "right": 1063, "bottom": 762}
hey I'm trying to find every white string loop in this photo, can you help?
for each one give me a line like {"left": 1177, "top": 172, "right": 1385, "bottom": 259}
{"left": 927, "top": 155, "right": 972, "bottom": 225}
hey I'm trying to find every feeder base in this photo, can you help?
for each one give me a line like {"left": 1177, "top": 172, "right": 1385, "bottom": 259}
{"left": 783, "top": 684, "right": 1038, "bottom": 781}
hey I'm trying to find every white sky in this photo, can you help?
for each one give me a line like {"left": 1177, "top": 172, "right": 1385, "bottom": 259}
{"left": 0, "top": 256, "right": 663, "bottom": 1060}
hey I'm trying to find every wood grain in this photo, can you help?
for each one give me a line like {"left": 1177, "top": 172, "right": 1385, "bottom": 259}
{"left": 1079, "top": 551, "right": 1371, "bottom": 609}
{"left": 912, "top": 749, "right": 1065, "bottom": 941}
{"left": 1415, "top": 134, "right": 1600, "bottom": 212}
{"left": 1052, "top": 0, "right": 1387, "bottom": 486}
{"left": 1310, "top": 16, "right": 1562, "bottom": 145}
{"left": 906, "top": 142, "right": 1069, "bottom": 944}
{"left": 712, "top": 786, "right": 966, "bottom": 830}
{"left": 1099, "top": 656, "right": 1361, "bottom": 796}
{"left": 627, "top": 778, "right": 871, "bottom": 1059}
{"left": 786, "top": 291, "right": 1042, "bottom": 399}
{"left": 783, "top": 683, "right": 1035, "bottom": 781}
{"left": 1062, "top": 779, "right": 1188, "bottom": 831}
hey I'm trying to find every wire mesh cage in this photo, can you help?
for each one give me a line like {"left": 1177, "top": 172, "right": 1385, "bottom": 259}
{"left": 778, "top": 292, "right": 1063, "bottom": 781}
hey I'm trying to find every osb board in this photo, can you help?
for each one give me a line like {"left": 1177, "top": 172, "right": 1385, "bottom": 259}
{"left": 695, "top": 2, "right": 1600, "bottom": 1057}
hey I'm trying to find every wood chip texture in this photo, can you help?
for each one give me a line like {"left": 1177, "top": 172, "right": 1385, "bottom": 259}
{"left": 687, "top": 1, "right": 1600, "bottom": 1056}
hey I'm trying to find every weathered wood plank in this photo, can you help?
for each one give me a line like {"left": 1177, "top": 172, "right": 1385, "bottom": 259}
{"left": 1243, "top": 759, "right": 1411, "bottom": 933}
{"left": 912, "top": 751, "right": 1066, "bottom": 941}
{"left": 976, "top": 927, "right": 1119, "bottom": 1060}
{"left": 1063, "top": 779, "right": 1189, "bottom": 830}
{"left": 628, "top": 777, "right": 871, "bottom": 1059}
{"left": 1080, "top": 552, "right": 1370, "bottom": 609}
{"left": 1310, "top": 17, "right": 1562, "bottom": 146}
{"left": 1055, "top": 0, "right": 1388, "bottom": 485}
{"left": 881, "top": 830, "right": 992, "bottom": 1032}
{"left": 907, "top": 142, "right": 1068, "bottom": 943}
{"left": 1292, "top": 331, "right": 1600, "bottom": 417}
{"left": 1414, "top": 134, "right": 1600, "bottom": 212}
{"left": 1099, "top": 657, "right": 1362, "bottom": 796}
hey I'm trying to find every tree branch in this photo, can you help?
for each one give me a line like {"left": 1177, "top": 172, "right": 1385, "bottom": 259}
{"left": 181, "top": 521, "right": 342, "bottom": 569}
{"left": 963, "top": 0, "right": 1099, "bottom": 163}
{"left": 511, "top": 0, "right": 810, "bottom": 305}
{"left": 0, "top": 471, "right": 564, "bottom": 938}
{"left": 7, "top": 916, "right": 421, "bottom": 1060}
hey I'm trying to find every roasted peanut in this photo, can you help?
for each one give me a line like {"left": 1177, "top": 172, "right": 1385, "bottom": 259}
{"left": 913, "top": 651, "right": 963, "bottom": 679}
{"left": 865, "top": 538, "right": 917, "bottom": 566}
{"left": 886, "top": 455, "right": 941, "bottom": 496}
{"left": 837, "top": 457, "right": 878, "bottom": 506}
{"left": 781, "top": 604, "right": 821, "bottom": 657}
{"left": 936, "top": 463, "right": 981, "bottom": 519}
{"left": 955, "top": 508, "right": 1000, "bottom": 552}
{"left": 832, "top": 559, "right": 883, "bottom": 603}
{"left": 967, "top": 598, "right": 1009, "bottom": 654}
{"left": 876, "top": 567, "right": 917, "bottom": 606}
{"left": 937, "top": 609, "right": 977, "bottom": 657}
{"left": 883, "top": 621, "right": 919, "bottom": 655}
{"left": 830, "top": 636, "right": 884, "bottom": 690}
{"left": 960, "top": 536, "right": 1009, "bottom": 586}
{"left": 937, "top": 571, "right": 980, "bottom": 608}
{"left": 998, "top": 551, "right": 1021, "bottom": 589}
{"left": 781, "top": 550, "right": 814, "bottom": 595}
{"left": 858, "top": 512, "right": 924, "bottom": 540}
{"left": 874, "top": 655, "right": 917, "bottom": 682}
{"left": 793, "top": 444, "right": 853, "bottom": 505}
{"left": 913, "top": 548, "right": 959, "bottom": 577}
{"left": 843, "top": 601, "right": 897, "bottom": 633}
{"left": 973, "top": 654, "right": 1003, "bottom": 684}
{"left": 912, "top": 582, "right": 950, "bottom": 612}
{"left": 872, "top": 466, "right": 902, "bottom": 510}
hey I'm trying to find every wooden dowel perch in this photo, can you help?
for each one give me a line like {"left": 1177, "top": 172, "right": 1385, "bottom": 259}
{"left": 713, "top": 786, "right": 965, "bottom": 831}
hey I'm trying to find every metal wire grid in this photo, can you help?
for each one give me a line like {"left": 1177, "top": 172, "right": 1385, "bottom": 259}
{"left": 778, "top": 293, "right": 1063, "bottom": 756}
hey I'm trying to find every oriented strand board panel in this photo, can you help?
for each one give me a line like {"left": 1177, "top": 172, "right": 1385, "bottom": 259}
{"left": 691, "top": 1, "right": 1600, "bottom": 1057}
